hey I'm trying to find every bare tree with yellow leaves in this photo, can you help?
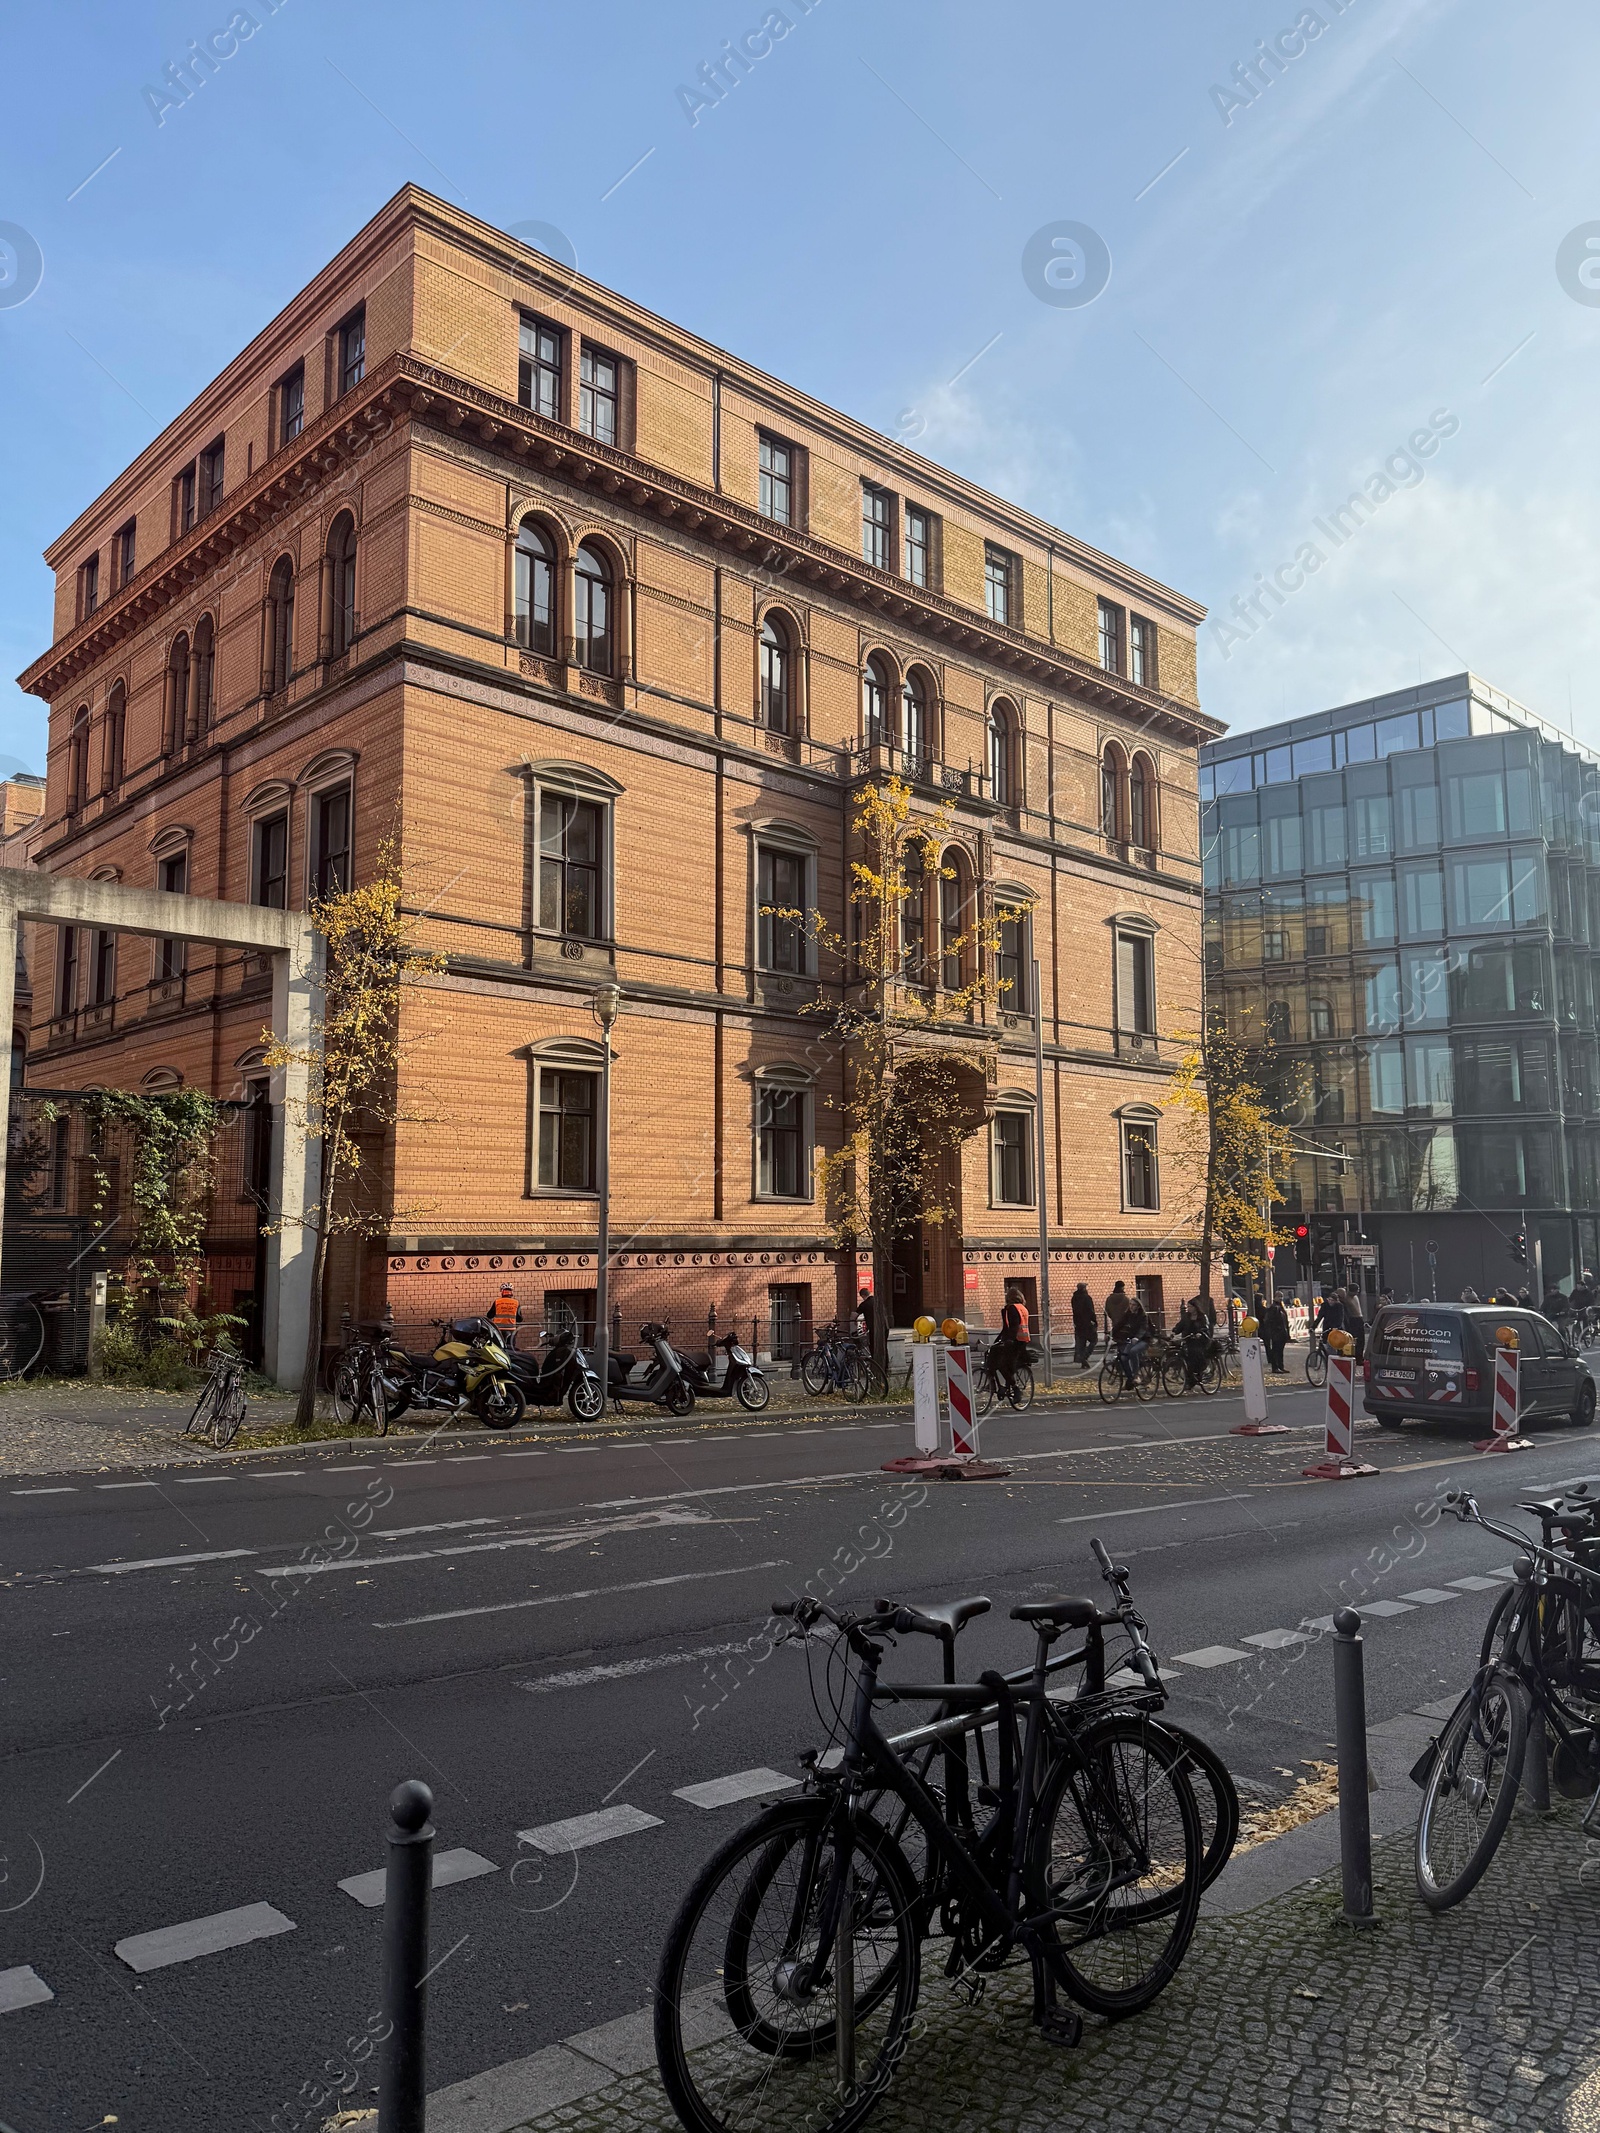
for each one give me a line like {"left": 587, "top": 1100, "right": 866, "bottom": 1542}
{"left": 1165, "top": 1013, "right": 1301, "bottom": 1304}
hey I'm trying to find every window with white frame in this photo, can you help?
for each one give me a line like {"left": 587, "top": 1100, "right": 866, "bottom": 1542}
{"left": 756, "top": 1076, "right": 811, "bottom": 1199}
{"left": 758, "top": 434, "right": 794, "bottom": 525}
{"left": 518, "top": 317, "right": 563, "bottom": 420}
{"left": 538, "top": 1068, "right": 598, "bottom": 1191}
{"left": 991, "top": 1100, "right": 1034, "bottom": 1207}
{"left": 579, "top": 346, "right": 619, "bottom": 445}
{"left": 758, "top": 844, "right": 811, "bottom": 974}
{"left": 904, "top": 506, "right": 931, "bottom": 589}
{"left": 1097, "top": 600, "right": 1122, "bottom": 675}
{"left": 1121, "top": 1111, "right": 1160, "bottom": 1210}
{"left": 861, "top": 483, "right": 892, "bottom": 570}
{"left": 984, "top": 545, "right": 1012, "bottom": 625}
{"left": 540, "top": 793, "right": 605, "bottom": 938}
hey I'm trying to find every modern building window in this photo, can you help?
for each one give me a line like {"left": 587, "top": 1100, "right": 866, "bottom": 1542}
{"left": 176, "top": 463, "right": 197, "bottom": 536}
{"left": 1098, "top": 600, "right": 1122, "bottom": 675}
{"left": 861, "top": 483, "right": 892, "bottom": 570}
{"left": 338, "top": 309, "right": 365, "bottom": 396}
{"left": 759, "top": 615, "right": 792, "bottom": 732}
{"left": 757, "top": 1085, "right": 809, "bottom": 1199}
{"left": 55, "top": 927, "right": 78, "bottom": 1018}
{"left": 758, "top": 434, "right": 793, "bottom": 525}
{"left": 1129, "top": 615, "right": 1154, "bottom": 687}
{"left": 1122, "top": 1115, "right": 1159, "bottom": 1209}
{"left": 984, "top": 545, "right": 1012, "bottom": 625}
{"left": 537, "top": 1069, "right": 597, "bottom": 1191}
{"left": 1400, "top": 860, "right": 1445, "bottom": 939}
{"left": 326, "top": 514, "right": 357, "bottom": 657}
{"left": 902, "top": 670, "right": 930, "bottom": 766}
{"left": 253, "top": 812, "right": 288, "bottom": 909}
{"left": 518, "top": 318, "right": 563, "bottom": 420}
{"left": 988, "top": 702, "right": 1017, "bottom": 806}
{"left": 862, "top": 654, "right": 893, "bottom": 747}
{"left": 162, "top": 634, "right": 190, "bottom": 756}
{"left": 538, "top": 793, "right": 604, "bottom": 938}
{"left": 311, "top": 785, "right": 351, "bottom": 900}
{"left": 66, "top": 710, "right": 89, "bottom": 812}
{"left": 1116, "top": 929, "right": 1156, "bottom": 1037}
{"left": 190, "top": 614, "right": 214, "bottom": 737}
{"left": 1129, "top": 754, "right": 1153, "bottom": 851}
{"left": 102, "top": 681, "right": 125, "bottom": 791}
{"left": 573, "top": 542, "right": 613, "bottom": 673}
{"left": 198, "top": 437, "right": 225, "bottom": 518}
{"left": 78, "top": 555, "right": 99, "bottom": 620}
{"left": 514, "top": 520, "right": 557, "bottom": 654}
{"left": 757, "top": 846, "right": 810, "bottom": 973}
{"left": 904, "top": 506, "right": 931, "bottom": 588}
{"left": 992, "top": 1110, "right": 1033, "bottom": 1206}
{"left": 113, "top": 520, "right": 137, "bottom": 589}
{"left": 156, "top": 852, "right": 187, "bottom": 980}
{"left": 278, "top": 364, "right": 305, "bottom": 444}
{"left": 90, "top": 928, "right": 115, "bottom": 1008}
{"left": 578, "top": 346, "right": 618, "bottom": 445}
{"left": 265, "top": 556, "right": 295, "bottom": 693}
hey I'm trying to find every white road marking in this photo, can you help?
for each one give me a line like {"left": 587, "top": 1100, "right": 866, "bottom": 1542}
{"left": 1170, "top": 1645, "right": 1250, "bottom": 1668}
{"left": 338, "top": 1848, "right": 499, "bottom": 1908}
{"left": 260, "top": 1506, "right": 711, "bottom": 1578}
{"left": 674, "top": 1768, "right": 798, "bottom": 1810}
{"left": 1059, "top": 1494, "right": 1253, "bottom": 1527}
{"left": 1105, "top": 1665, "right": 1183, "bottom": 1688}
{"left": 85, "top": 1547, "right": 257, "bottom": 1577}
{"left": 12, "top": 1487, "right": 76, "bottom": 1495}
{"left": 1240, "top": 1628, "right": 1306, "bottom": 1649}
{"left": 1356, "top": 1599, "right": 1417, "bottom": 1617}
{"left": 375, "top": 1558, "right": 787, "bottom": 1630}
{"left": 1489, "top": 1564, "right": 1518, "bottom": 1579}
{"left": 518, "top": 1805, "right": 661, "bottom": 1854}
{"left": 559, "top": 1446, "right": 603, "bottom": 1454}
{"left": 503, "top": 1451, "right": 546, "bottom": 1459}
{"left": 256, "top": 1471, "right": 305, "bottom": 1479}
{"left": 114, "top": 1901, "right": 295, "bottom": 1973}
{"left": 375, "top": 1518, "right": 502, "bottom": 1540}
{"left": 445, "top": 1455, "right": 492, "bottom": 1463}
{"left": 176, "top": 1476, "right": 230, "bottom": 1485}
{"left": 1448, "top": 1575, "right": 1508, "bottom": 1592}
{"left": 516, "top": 1643, "right": 752, "bottom": 1694}
{"left": 97, "top": 1481, "right": 160, "bottom": 1490}
{"left": 0, "top": 1964, "right": 53, "bottom": 2012}
{"left": 1398, "top": 1588, "right": 1460, "bottom": 1605}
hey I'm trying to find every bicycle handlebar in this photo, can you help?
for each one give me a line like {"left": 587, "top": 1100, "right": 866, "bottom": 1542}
{"left": 1443, "top": 1488, "right": 1600, "bottom": 1588}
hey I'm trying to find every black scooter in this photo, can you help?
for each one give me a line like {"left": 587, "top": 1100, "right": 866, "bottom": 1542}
{"left": 506, "top": 1324, "right": 606, "bottom": 1424}
{"left": 602, "top": 1322, "right": 696, "bottom": 1416}
{"left": 678, "top": 1332, "right": 771, "bottom": 1411}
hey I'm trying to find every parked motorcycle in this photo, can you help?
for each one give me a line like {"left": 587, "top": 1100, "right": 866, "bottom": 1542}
{"left": 602, "top": 1322, "right": 696, "bottom": 1416}
{"left": 377, "top": 1317, "right": 526, "bottom": 1429}
{"left": 678, "top": 1332, "right": 771, "bottom": 1411}
{"left": 507, "top": 1323, "right": 606, "bottom": 1424}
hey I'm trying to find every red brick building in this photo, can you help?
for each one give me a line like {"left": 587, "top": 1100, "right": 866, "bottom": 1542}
{"left": 16, "top": 186, "right": 1218, "bottom": 1360}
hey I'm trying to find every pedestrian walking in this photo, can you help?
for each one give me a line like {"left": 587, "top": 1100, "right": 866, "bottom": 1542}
{"left": 1104, "top": 1280, "right": 1130, "bottom": 1345}
{"left": 1342, "top": 1286, "right": 1367, "bottom": 1364}
{"left": 1260, "top": 1296, "right": 1290, "bottom": 1373}
{"left": 1070, "top": 1281, "right": 1097, "bottom": 1369}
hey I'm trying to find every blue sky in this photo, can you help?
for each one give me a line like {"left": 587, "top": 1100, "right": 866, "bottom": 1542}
{"left": 1, "top": 0, "right": 1595, "bottom": 773}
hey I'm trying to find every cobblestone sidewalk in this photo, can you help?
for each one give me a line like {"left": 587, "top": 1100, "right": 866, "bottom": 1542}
{"left": 507, "top": 1808, "right": 1600, "bottom": 2133}
{"left": 0, "top": 1380, "right": 299, "bottom": 1474}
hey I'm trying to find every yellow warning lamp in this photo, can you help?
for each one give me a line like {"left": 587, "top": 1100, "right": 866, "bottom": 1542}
{"left": 941, "top": 1317, "right": 967, "bottom": 1342}
{"left": 1326, "top": 1328, "right": 1355, "bottom": 1355}
{"left": 912, "top": 1315, "right": 936, "bottom": 1341}
{"left": 1494, "top": 1324, "right": 1519, "bottom": 1350}
{"left": 1240, "top": 1316, "right": 1259, "bottom": 1337}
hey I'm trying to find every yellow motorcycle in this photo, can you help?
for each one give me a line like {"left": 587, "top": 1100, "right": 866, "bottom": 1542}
{"left": 377, "top": 1316, "right": 527, "bottom": 1429}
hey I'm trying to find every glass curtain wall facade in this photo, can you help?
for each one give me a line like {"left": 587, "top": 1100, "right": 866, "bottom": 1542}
{"left": 1201, "top": 679, "right": 1600, "bottom": 1303}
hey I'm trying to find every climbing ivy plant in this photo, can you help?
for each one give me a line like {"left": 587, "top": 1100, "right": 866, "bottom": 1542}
{"left": 40, "top": 1087, "right": 227, "bottom": 1294}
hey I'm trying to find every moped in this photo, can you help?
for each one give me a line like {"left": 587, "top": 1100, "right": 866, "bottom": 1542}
{"left": 603, "top": 1322, "right": 696, "bottom": 1416}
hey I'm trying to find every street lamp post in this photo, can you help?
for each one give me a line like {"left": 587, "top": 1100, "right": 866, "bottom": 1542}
{"left": 591, "top": 982, "right": 622, "bottom": 1408}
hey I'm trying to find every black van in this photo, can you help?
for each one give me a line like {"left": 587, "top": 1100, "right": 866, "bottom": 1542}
{"left": 1362, "top": 1303, "right": 1595, "bottom": 1432}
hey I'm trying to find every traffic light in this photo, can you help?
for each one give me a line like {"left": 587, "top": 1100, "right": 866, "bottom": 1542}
{"left": 1295, "top": 1223, "right": 1311, "bottom": 1272}
{"left": 1510, "top": 1230, "right": 1527, "bottom": 1265}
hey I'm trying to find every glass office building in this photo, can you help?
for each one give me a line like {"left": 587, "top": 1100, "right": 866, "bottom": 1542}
{"left": 1201, "top": 675, "right": 1600, "bottom": 1304}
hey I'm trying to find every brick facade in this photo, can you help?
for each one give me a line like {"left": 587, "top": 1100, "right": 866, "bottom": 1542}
{"left": 17, "top": 187, "right": 1219, "bottom": 1358}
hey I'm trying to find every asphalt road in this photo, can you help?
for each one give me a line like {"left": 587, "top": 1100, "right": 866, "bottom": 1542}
{"left": 2, "top": 1376, "right": 1596, "bottom": 2131}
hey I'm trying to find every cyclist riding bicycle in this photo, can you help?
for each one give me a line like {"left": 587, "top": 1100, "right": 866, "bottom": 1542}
{"left": 1116, "top": 1293, "right": 1151, "bottom": 1387}
{"left": 1175, "top": 1296, "right": 1212, "bottom": 1389}
{"left": 991, "top": 1285, "right": 1031, "bottom": 1394}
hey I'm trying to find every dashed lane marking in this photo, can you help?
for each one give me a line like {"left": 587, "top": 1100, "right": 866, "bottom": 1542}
{"left": 516, "top": 1643, "right": 753, "bottom": 1694}
{"left": 1240, "top": 1628, "right": 1306, "bottom": 1650}
{"left": 115, "top": 1901, "right": 295, "bottom": 1973}
{"left": 97, "top": 1481, "right": 160, "bottom": 1490}
{"left": 1398, "top": 1588, "right": 1461, "bottom": 1605}
{"left": 338, "top": 1848, "right": 499, "bottom": 1908}
{"left": 260, "top": 1506, "right": 713, "bottom": 1578}
{"left": 84, "top": 1547, "right": 257, "bottom": 1577}
{"left": 12, "top": 1488, "right": 75, "bottom": 1496}
{"left": 176, "top": 1476, "right": 230, "bottom": 1485}
{"left": 1170, "top": 1645, "right": 1251, "bottom": 1668}
{"left": 1354, "top": 1599, "right": 1417, "bottom": 1617}
{"left": 0, "top": 1964, "right": 53, "bottom": 2013}
{"left": 374, "top": 1558, "right": 787, "bottom": 1630}
{"left": 674, "top": 1768, "right": 798, "bottom": 1810}
{"left": 1449, "top": 1574, "right": 1510, "bottom": 1591}
{"left": 518, "top": 1804, "right": 661, "bottom": 1854}
{"left": 1058, "top": 1493, "right": 1254, "bottom": 1526}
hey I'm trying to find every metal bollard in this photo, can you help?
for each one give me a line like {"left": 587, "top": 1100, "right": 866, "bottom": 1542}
{"left": 378, "top": 1779, "right": 435, "bottom": 2133}
{"left": 1331, "top": 1609, "right": 1376, "bottom": 1924}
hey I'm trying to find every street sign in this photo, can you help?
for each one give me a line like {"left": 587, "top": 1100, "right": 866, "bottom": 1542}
{"left": 1339, "top": 1244, "right": 1377, "bottom": 1264}
{"left": 1426, "top": 1240, "right": 1439, "bottom": 1255}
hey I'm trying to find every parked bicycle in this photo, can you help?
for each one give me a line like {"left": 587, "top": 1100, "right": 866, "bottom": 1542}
{"left": 1413, "top": 1484, "right": 1600, "bottom": 1910}
{"left": 185, "top": 1347, "right": 248, "bottom": 1449}
{"left": 800, "top": 1323, "right": 871, "bottom": 1401}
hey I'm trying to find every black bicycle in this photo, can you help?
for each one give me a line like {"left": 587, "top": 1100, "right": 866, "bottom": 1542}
{"left": 185, "top": 1347, "right": 248, "bottom": 1449}
{"left": 1413, "top": 1485, "right": 1600, "bottom": 1910}
{"left": 975, "top": 1338, "right": 1035, "bottom": 1415}
{"left": 654, "top": 1553, "right": 1205, "bottom": 2133}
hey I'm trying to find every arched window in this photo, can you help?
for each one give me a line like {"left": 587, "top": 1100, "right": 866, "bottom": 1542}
{"left": 101, "top": 680, "right": 125, "bottom": 792}
{"left": 862, "top": 653, "right": 894, "bottom": 747}
{"left": 66, "top": 708, "right": 90, "bottom": 813}
{"left": 901, "top": 843, "right": 928, "bottom": 984}
{"left": 902, "top": 669, "right": 931, "bottom": 770}
{"left": 1100, "top": 744, "right": 1126, "bottom": 841}
{"left": 760, "top": 615, "right": 792, "bottom": 733}
{"left": 940, "top": 848, "right": 974, "bottom": 992}
{"left": 515, "top": 520, "right": 556, "bottom": 655}
{"left": 1129, "top": 752, "right": 1155, "bottom": 852}
{"left": 988, "top": 700, "right": 1019, "bottom": 806}
{"left": 162, "top": 634, "right": 190, "bottom": 756}
{"left": 326, "top": 513, "right": 357, "bottom": 658}
{"left": 190, "top": 614, "right": 214, "bottom": 738}
{"left": 265, "top": 556, "right": 295, "bottom": 695}
{"left": 574, "top": 542, "right": 612, "bottom": 674}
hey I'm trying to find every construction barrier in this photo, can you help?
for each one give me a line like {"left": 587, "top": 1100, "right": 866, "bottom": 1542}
{"left": 1232, "top": 1332, "right": 1288, "bottom": 1436}
{"left": 881, "top": 1330, "right": 1009, "bottom": 1480}
{"left": 946, "top": 1343, "right": 975, "bottom": 1455}
{"left": 1475, "top": 1341, "right": 1532, "bottom": 1453}
{"left": 1303, "top": 1350, "right": 1377, "bottom": 1480}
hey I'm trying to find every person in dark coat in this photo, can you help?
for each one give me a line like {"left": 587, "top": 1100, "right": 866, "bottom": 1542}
{"left": 1260, "top": 1298, "right": 1290, "bottom": 1374}
{"left": 1105, "top": 1282, "right": 1130, "bottom": 1341}
{"left": 1070, "top": 1282, "right": 1098, "bottom": 1369}
{"left": 1341, "top": 1287, "right": 1367, "bottom": 1364}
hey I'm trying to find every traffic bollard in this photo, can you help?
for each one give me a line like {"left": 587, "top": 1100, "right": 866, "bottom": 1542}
{"left": 1331, "top": 1610, "right": 1376, "bottom": 1925}
{"left": 378, "top": 1779, "right": 435, "bottom": 2133}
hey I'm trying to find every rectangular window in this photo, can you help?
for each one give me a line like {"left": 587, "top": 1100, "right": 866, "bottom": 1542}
{"left": 1116, "top": 932, "right": 1155, "bottom": 1036}
{"left": 157, "top": 853, "right": 187, "bottom": 980}
{"left": 1400, "top": 861, "right": 1445, "bottom": 938}
{"left": 199, "top": 437, "right": 225, "bottom": 517}
{"left": 985, "top": 546, "right": 1013, "bottom": 626}
{"left": 537, "top": 1071, "right": 597, "bottom": 1192}
{"left": 1395, "top": 775, "right": 1441, "bottom": 852}
{"left": 1365, "top": 1039, "right": 1405, "bottom": 1116}
{"left": 279, "top": 364, "right": 305, "bottom": 444}
{"left": 312, "top": 785, "right": 351, "bottom": 900}
{"left": 993, "top": 1112, "right": 1033, "bottom": 1206}
{"left": 758, "top": 434, "right": 793, "bottom": 525}
{"left": 1402, "top": 947, "right": 1450, "bottom": 1028}
{"left": 995, "top": 910, "right": 1028, "bottom": 1011}
{"left": 1129, "top": 615, "right": 1154, "bottom": 687}
{"left": 338, "top": 309, "right": 365, "bottom": 396}
{"left": 78, "top": 555, "right": 99, "bottom": 619}
{"left": 861, "top": 483, "right": 892, "bottom": 570}
{"left": 758, "top": 846, "right": 809, "bottom": 974}
{"left": 176, "top": 464, "right": 197, "bottom": 536}
{"left": 1450, "top": 855, "right": 1514, "bottom": 930}
{"left": 91, "top": 928, "right": 115, "bottom": 1007}
{"left": 1407, "top": 1037, "right": 1454, "bottom": 1115}
{"left": 113, "top": 520, "right": 136, "bottom": 588}
{"left": 1350, "top": 792, "right": 1392, "bottom": 858}
{"left": 1122, "top": 1119, "right": 1159, "bottom": 1210}
{"left": 253, "top": 812, "right": 289, "bottom": 909}
{"left": 578, "top": 346, "right": 618, "bottom": 445}
{"left": 757, "top": 1086, "right": 808, "bottom": 1198}
{"left": 55, "top": 926, "right": 78, "bottom": 1017}
{"left": 518, "top": 317, "right": 563, "bottom": 420}
{"left": 904, "top": 506, "right": 930, "bottom": 588}
{"left": 1097, "top": 600, "right": 1122, "bottom": 674}
{"left": 47, "top": 1115, "right": 70, "bottom": 1210}
{"left": 538, "top": 793, "right": 604, "bottom": 939}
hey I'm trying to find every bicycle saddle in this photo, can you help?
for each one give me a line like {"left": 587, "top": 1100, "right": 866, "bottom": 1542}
{"left": 917, "top": 1596, "right": 991, "bottom": 1637}
{"left": 1010, "top": 1597, "right": 1101, "bottom": 1629}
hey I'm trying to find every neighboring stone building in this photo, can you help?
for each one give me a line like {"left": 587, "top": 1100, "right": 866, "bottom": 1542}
{"left": 0, "top": 775, "right": 45, "bottom": 1072}
{"left": 16, "top": 185, "right": 1217, "bottom": 1357}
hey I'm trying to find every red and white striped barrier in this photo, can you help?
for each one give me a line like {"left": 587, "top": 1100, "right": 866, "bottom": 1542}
{"left": 1303, "top": 1351, "right": 1377, "bottom": 1479}
{"left": 946, "top": 1344, "right": 975, "bottom": 1456}
{"left": 1474, "top": 1342, "right": 1532, "bottom": 1453}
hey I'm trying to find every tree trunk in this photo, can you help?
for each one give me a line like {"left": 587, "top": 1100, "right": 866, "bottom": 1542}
{"left": 293, "top": 1138, "right": 337, "bottom": 1430}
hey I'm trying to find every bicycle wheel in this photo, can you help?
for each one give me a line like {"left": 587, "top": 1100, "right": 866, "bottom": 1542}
{"left": 1159, "top": 1724, "right": 1240, "bottom": 1891}
{"left": 1134, "top": 1356, "right": 1159, "bottom": 1402}
{"left": 840, "top": 1351, "right": 871, "bottom": 1402}
{"left": 186, "top": 1376, "right": 221, "bottom": 1440}
{"left": 799, "top": 1349, "right": 829, "bottom": 1396}
{"left": 1305, "top": 1345, "right": 1327, "bottom": 1388}
{"left": 1008, "top": 1365, "right": 1035, "bottom": 1412}
{"left": 1415, "top": 1673, "right": 1528, "bottom": 1911}
{"left": 1029, "top": 1712, "right": 1204, "bottom": 2017}
{"left": 1198, "top": 1354, "right": 1224, "bottom": 1397}
{"left": 211, "top": 1376, "right": 246, "bottom": 1449}
{"left": 654, "top": 1798, "right": 921, "bottom": 2133}
{"left": 1098, "top": 1358, "right": 1124, "bottom": 1405}
{"left": 1159, "top": 1354, "right": 1188, "bottom": 1400}
{"left": 358, "top": 1357, "right": 390, "bottom": 1437}
{"left": 332, "top": 1351, "right": 364, "bottom": 1425}
{"left": 975, "top": 1367, "right": 998, "bottom": 1418}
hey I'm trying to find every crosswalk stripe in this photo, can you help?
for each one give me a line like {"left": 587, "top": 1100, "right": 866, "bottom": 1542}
{"left": 114, "top": 1901, "right": 295, "bottom": 1973}
{"left": 338, "top": 1849, "right": 498, "bottom": 1908}
{"left": 517, "top": 1805, "right": 661, "bottom": 1854}
{"left": 673, "top": 1769, "right": 798, "bottom": 1811}
{"left": 0, "top": 1964, "right": 53, "bottom": 2013}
